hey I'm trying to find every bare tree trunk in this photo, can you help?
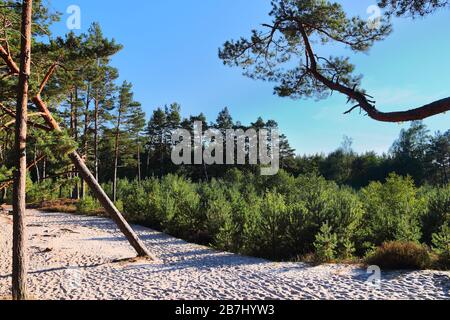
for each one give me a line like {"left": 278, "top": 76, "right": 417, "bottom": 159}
{"left": 146, "top": 150, "right": 150, "bottom": 177}
{"left": 72, "top": 87, "right": 79, "bottom": 199}
{"left": 34, "top": 147, "right": 40, "bottom": 183}
{"left": 80, "top": 84, "right": 91, "bottom": 199}
{"left": 137, "top": 141, "right": 141, "bottom": 182}
{"left": 42, "top": 158, "right": 46, "bottom": 180}
{"left": 94, "top": 95, "right": 99, "bottom": 181}
{"left": 12, "top": 0, "right": 32, "bottom": 301}
{"left": 113, "top": 110, "right": 121, "bottom": 203}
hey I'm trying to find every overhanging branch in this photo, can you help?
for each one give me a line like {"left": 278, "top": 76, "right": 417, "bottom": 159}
{"left": 298, "top": 23, "right": 450, "bottom": 122}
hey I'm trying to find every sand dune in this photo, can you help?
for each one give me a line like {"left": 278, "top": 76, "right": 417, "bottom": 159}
{"left": 0, "top": 210, "right": 449, "bottom": 300}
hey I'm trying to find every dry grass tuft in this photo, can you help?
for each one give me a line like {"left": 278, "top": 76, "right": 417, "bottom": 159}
{"left": 28, "top": 199, "right": 78, "bottom": 213}
{"left": 366, "top": 241, "right": 432, "bottom": 270}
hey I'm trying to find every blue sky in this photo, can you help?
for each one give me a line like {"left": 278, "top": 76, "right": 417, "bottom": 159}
{"left": 47, "top": 0, "right": 450, "bottom": 155}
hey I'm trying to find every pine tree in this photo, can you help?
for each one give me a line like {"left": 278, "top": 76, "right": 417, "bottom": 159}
{"left": 215, "top": 107, "right": 234, "bottom": 131}
{"left": 146, "top": 107, "right": 167, "bottom": 177}
{"left": 125, "top": 102, "right": 146, "bottom": 181}
{"left": 112, "top": 81, "right": 140, "bottom": 202}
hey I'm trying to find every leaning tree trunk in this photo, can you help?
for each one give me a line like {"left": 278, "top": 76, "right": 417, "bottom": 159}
{"left": 12, "top": 0, "right": 32, "bottom": 301}
{"left": 68, "top": 152, "right": 151, "bottom": 256}
{"left": 32, "top": 96, "right": 152, "bottom": 257}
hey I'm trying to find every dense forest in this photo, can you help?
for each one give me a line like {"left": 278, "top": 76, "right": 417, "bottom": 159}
{"left": 0, "top": 0, "right": 449, "bottom": 279}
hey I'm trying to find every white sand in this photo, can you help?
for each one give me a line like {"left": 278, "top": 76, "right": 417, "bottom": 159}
{"left": 0, "top": 210, "right": 449, "bottom": 300}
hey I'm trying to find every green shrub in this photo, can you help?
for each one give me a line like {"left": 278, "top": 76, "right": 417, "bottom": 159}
{"left": 360, "top": 174, "right": 424, "bottom": 248}
{"left": 421, "top": 186, "right": 450, "bottom": 244}
{"left": 114, "top": 199, "right": 124, "bottom": 213}
{"left": 432, "top": 224, "right": 450, "bottom": 269}
{"left": 256, "top": 170, "right": 296, "bottom": 197}
{"left": 76, "top": 196, "right": 100, "bottom": 215}
{"left": 328, "top": 188, "right": 363, "bottom": 258}
{"left": 313, "top": 223, "right": 338, "bottom": 263}
{"left": 285, "top": 174, "right": 363, "bottom": 258}
{"left": 366, "top": 241, "right": 432, "bottom": 270}
{"left": 243, "top": 190, "right": 292, "bottom": 259}
{"left": 27, "top": 178, "right": 62, "bottom": 203}
{"left": 158, "top": 175, "right": 202, "bottom": 240}
{"left": 288, "top": 173, "right": 338, "bottom": 253}
{"left": 199, "top": 180, "right": 233, "bottom": 240}
{"left": 121, "top": 179, "right": 159, "bottom": 226}
{"left": 215, "top": 185, "right": 257, "bottom": 252}
{"left": 340, "top": 237, "right": 356, "bottom": 260}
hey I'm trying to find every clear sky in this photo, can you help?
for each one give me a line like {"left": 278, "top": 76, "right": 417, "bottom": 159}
{"left": 47, "top": 0, "right": 450, "bottom": 155}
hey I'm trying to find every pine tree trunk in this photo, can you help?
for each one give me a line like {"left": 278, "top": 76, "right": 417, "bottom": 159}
{"left": 34, "top": 148, "right": 40, "bottom": 183}
{"left": 80, "top": 84, "right": 91, "bottom": 199}
{"left": 113, "top": 110, "right": 121, "bottom": 203}
{"left": 94, "top": 95, "right": 99, "bottom": 181}
{"left": 42, "top": 158, "right": 46, "bottom": 180}
{"left": 72, "top": 87, "right": 79, "bottom": 199}
{"left": 12, "top": 0, "right": 32, "bottom": 301}
{"left": 137, "top": 141, "right": 141, "bottom": 182}
{"left": 146, "top": 151, "right": 150, "bottom": 177}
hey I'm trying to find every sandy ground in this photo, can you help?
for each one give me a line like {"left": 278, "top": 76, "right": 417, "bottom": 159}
{"left": 0, "top": 210, "right": 449, "bottom": 300}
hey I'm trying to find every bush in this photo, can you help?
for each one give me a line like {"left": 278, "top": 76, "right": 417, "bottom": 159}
{"left": 121, "top": 179, "right": 158, "bottom": 226}
{"left": 328, "top": 187, "right": 362, "bottom": 258}
{"left": 159, "top": 175, "right": 202, "bottom": 240}
{"left": 27, "top": 177, "right": 77, "bottom": 203}
{"left": 285, "top": 174, "right": 363, "bottom": 258}
{"left": 215, "top": 185, "right": 258, "bottom": 253}
{"left": 313, "top": 223, "right": 338, "bottom": 263}
{"left": 115, "top": 199, "right": 124, "bottom": 213}
{"left": 432, "top": 224, "right": 450, "bottom": 269}
{"left": 360, "top": 174, "right": 424, "bottom": 248}
{"left": 288, "top": 173, "right": 338, "bottom": 253}
{"left": 198, "top": 180, "right": 233, "bottom": 244}
{"left": 243, "top": 190, "right": 292, "bottom": 259}
{"left": 366, "top": 241, "right": 432, "bottom": 270}
{"left": 421, "top": 185, "right": 450, "bottom": 244}
{"left": 76, "top": 196, "right": 100, "bottom": 215}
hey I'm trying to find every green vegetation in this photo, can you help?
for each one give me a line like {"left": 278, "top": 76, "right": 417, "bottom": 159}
{"left": 76, "top": 196, "right": 100, "bottom": 215}
{"left": 23, "top": 170, "right": 450, "bottom": 270}
{"left": 432, "top": 225, "right": 450, "bottom": 269}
